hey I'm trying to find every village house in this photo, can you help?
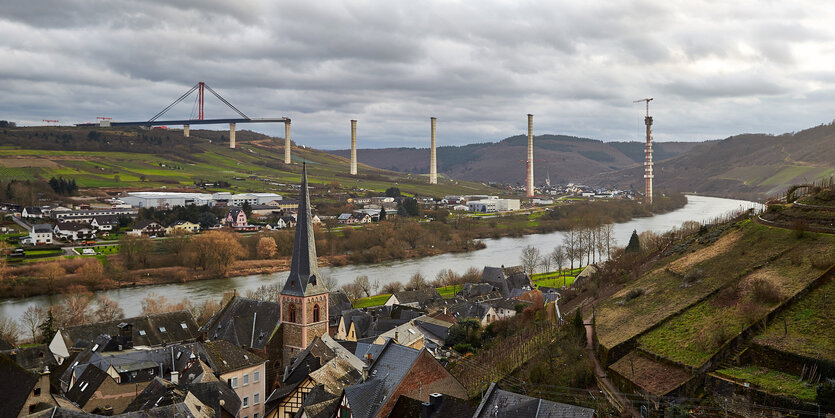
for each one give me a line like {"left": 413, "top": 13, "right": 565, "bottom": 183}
{"left": 0, "top": 354, "right": 56, "bottom": 417}
{"left": 90, "top": 215, "right": 119, "bottom": 232}
{"left": 53, "top": 222, "right": 96, "bottom": 242}
{"left": 448, "top": 301, "right": 499, "bottom": 326}
{"left": 203, "top": 340, "right": 268, "bottom": 418}
{"left": 129, "top": 219, "right": 165, "bottom": 237}
{"left": 388, "top": 392, "right": 475, "bottom": 418}
{"left": 29, "top": 223, "right": 53, "bottom": 245}
{"left": 49, "top": 311, "right": 200, "bottom": 365}
{"left": 21, "top": 206, "right": 44, "bottom": 218}
{"left": 337, "top": 212, "right": 371, "bottom": 225}
{"left": 371, "top": 321, "right": 425, "bottom": 350}
{"left": 166, "top": 220, "right": 201, "bottom": 235}
{"left": 121, "top": 378, "right": 218, "bottom": 417}
{"left": 385, "top": 288, "right": 443, "bottom": 309}
{"left": 225, "top": 207, "right": 259, "bottom": 231}
{"left": 338, "top": 340, "right": 468, "bottom": 418}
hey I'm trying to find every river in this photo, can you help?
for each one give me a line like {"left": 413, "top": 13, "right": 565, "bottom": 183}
{"left": 0, "top": 195, "right": 761, "bottom": 321}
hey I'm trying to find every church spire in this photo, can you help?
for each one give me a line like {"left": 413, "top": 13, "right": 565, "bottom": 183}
{"left": 282, "top": 163, "right": 326, "bottom": 296}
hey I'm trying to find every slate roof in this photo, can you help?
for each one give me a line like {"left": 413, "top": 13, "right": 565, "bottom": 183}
{"left": 448, "top": 301, "right": 491, "bottom": 322}
{"left": 328, "top": 291, "right": 353, "bottom": 325}
{"left": 294, "top": 384, "right": 340, "bottom": 418}
{"left": 284, "top": 334, "right": 364, "bottom": 385}
{"left": 0, "top": 353, "right": 40, "bottom": 417}
{"left": 393, "top": 288, "right": 442, "bottom": 306}
{"left": 413, "top": 316, "right": 454, "bottom": 342}
{"left": 55, "top": 222, "right": 93, "bottom": 232}
{"left": 200, "top": 296, "right": 281, "bottom": 351}
{"left": 343, "top": 340, "right": 424, "bottom": 418}
{"left": 458, "top": 283, "right": 497, "bottom": 298}
{"left": 308, "top": 356, "right": 363, "bottom": 396}
{"left": 200, "top": 340, "right": 266, "bottom": 375}
{"left": 473, "top": 383, "right": 595, "bottom": 418}
{"left": 93, "top": 215, "right": 119, "bottom": 225}
{"left": 281, "top": 163, "right": 329, "bottom": 297}
{"left": 2, "top": 344, "right": 58, "bottom": 372}
{"left": 61, "top": 311, "right": 200, "bottom": 350}
{"left": 65, "top": 361, "right": 109, "bottom": 407}
{"left": 32, "top": 223, "right": 53, "bottom": 233}
{"left": 388, "top": 393, "right": 476, "bottom": 418}
{"left": 133, "top": 220, "right": 162, "bottom": 230}
{"left": 123, "top": 378, "right": 185, "bottom": 412}
{"left": 182, "top": 381, "right": 241, "bottom": 417}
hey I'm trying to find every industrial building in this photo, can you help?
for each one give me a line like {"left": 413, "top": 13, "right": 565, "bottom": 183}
{"left": 467, "top": 198, "right": 520, "bottom": 213}
{"left": 119, "top": 192, "right": 282, "bottom": 208}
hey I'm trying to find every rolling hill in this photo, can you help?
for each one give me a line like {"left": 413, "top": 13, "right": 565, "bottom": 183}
{"left": 592, "top": 122, "right": 835, "bottom": 200}
{"left": 327, "top": 135, "right": 699, "bottom": 185}
{"left": 0, "top": 126, "right": 500, "bottom": 199}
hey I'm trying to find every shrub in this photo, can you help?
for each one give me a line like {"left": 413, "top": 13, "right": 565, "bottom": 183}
{"left": 713, "top": 286, "right": 742, "bottom": 308}
{"left": 624, "top": 288, "right": 645, "bottom": 302}
{"left": 791, "top": 220, "right": 808, "bottom": 239}
{"left": 749, "top": 279, "right": 781, "bottom": 305}
{"left": 682, "top": 268, "right": 704, "bottom": 286}
{"left": 810, "top": 254, "right": 834, "bottom": 270}
{"left": 453, "top": 343, "right": 474, "bottom": 354}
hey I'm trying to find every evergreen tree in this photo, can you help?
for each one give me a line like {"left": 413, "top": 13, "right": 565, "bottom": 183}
{"left": 39, "top": 309, "right": 57, "bottom": 344}
{"left": 378, "top": 208, "right": 386, "bottom": 221}
{"left": 625, "top": 229, "right": 641, "bottom": 253}
{"left": 385, "top": 187, "right": 401, "bottom": 197}
{"left": 242, "top": 201, "right": 252, "bottom": 217}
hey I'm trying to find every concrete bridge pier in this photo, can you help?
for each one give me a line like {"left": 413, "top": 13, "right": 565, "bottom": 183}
{"left": 350, "top": 120, "right": 357, "bottom": 175}
{"left": 183, "top": 124, "right": 190, "bottom": 137}
{"left": 284, "top": 120, "right": 292, "bottom": 164}
{"left": 229, "top": 123, "right": 236, "bottom": 148}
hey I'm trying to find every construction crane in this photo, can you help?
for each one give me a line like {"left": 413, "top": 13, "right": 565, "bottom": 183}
{"left": 633, "top": 98, "right": 654, "bottom": 204}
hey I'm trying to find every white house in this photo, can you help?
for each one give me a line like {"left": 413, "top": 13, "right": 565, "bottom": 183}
{"left": 29, "top": 224, "right": 53, "bottom": 245}
{"left": 53, "top": 222, "right": 95, "bottom": 241}
{"left": 21, "top": 207, "right": 44, "bottom": 218}
{"left": 90, "top": 215, "right": 119, "bottom": 231}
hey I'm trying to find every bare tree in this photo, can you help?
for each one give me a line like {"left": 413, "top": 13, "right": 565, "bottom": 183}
{"left": 94, "top": 296, "right": 125, "bottom": 321}
{"left": 20, "top": 306, "right": 46, "bottom": 343}
{"left": 184, "top": 230, "right": 246, "bottom": 276}
{"left": 52, "top": 285, "right": 94, "bottom": 328}
{"left": 321, "top": 274, "right": 339, "bottom": 291}
{"left": 562, "top": 229, "right": 579, "bottom": 272}
{"left": 520, "top": 245, "right": 541, "bottom": 276}
{"left": 256, "top": 236, "right": 278, "bottom": 259}
{"left": 39, "top": 263, "right": 65, "bottom": 292}
{"left": 0, "top": 317, "right": 20, "bottom": 346}
{"left": 603, "top": 223, "right": 616, "bottom": 259}
{"left": 341, "top": 282, "right": 363, "bottom": 300}
{"left": 539, "top": 255, "right": 552, "bottom": 274}
{"left": 551, "top": 246, "right": 566, "bottom": 285}
{"left": 354, "top": 275, "right": 372, "bottom": 297}
{"left": 381, "top": 281, "right": 404, "bottom": 294}
{"left": 405, "top": 272, "right": 429, "bottom": 291}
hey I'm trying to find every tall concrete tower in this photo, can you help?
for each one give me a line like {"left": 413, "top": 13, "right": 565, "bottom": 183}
{"left": 634, "top": 98, "right": 654, "bottom": 205}
{"left": 526, "top": 114, "right": 534, "bottom": 198}
{"left": 429, "top": 117, "right": 437, "bottom": 185}
{"left": 350, "top": 120, "right": 357, "bottom": 175}
{"left": 284, "top": 120, "right": 292, "bottom": 164}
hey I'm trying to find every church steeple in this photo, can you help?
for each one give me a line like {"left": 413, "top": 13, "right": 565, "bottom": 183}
{"left": 281, "top": 163, "right": 327, "bottom": 297}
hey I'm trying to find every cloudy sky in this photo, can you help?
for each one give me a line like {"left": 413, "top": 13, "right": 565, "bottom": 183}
{"left": 2, "top": 1, "right": 834, "bottom": 149}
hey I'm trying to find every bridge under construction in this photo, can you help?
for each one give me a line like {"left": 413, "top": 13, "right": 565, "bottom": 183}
{"left": 76, "top": 82, "right": 293, "bottom": 162}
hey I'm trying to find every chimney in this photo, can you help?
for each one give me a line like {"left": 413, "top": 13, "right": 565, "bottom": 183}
{"left": 526, "top": 114, "right": 534, "bottom": 198}
{"left": 421, "top": 393, "right": 443, "bottom": 418}
{"left": 429, "top": 117, "right": 437, "bottom": 185}
{"left": 350, "top": 120, "right": 358, "bottom": 176}
{"left": 361, "top": 365, "right": 369, "bottom": 381}
{"left": 170, "top": 371, "right": 179, "bottom": 385}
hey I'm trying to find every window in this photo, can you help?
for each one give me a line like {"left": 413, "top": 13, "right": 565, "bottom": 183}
{"left": 254, "top": 392, "right": 259, "bottom": 404}
{"left": 254, "top": 414, "right": 259, "bottom": 418}
{"left": 254, "top": 371, "right": 260, "bottom": 383}
{"left": 138, "top": 330, "right": 146, "bottom": 336}
{"left": 243, "top": 396, "right": 249, "bottom": 407}
{"left": 313, "top": 304, "right": 320, "bottom": 322}
{"left": 159, "top": 326, "right": 166, "bottom": 332}
{"left": 232, "top": 377, "right": 238, "bottom": 388}
{"left": 243, "top": 374, "right": 249, "bottom": 386}
{"left": 180, "top": 323, "right": 188, "bottom": 329}
{"left": 33, "top": 387, "right": 41, "bottom": 396}
{"left": 288, "top": 303, "right": 296, "bottom": 323}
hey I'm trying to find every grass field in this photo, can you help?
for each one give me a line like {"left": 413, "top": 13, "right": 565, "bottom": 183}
{"left": 531, "top": 268, "right": 581, "bottom": 288}
{"left": 0, "top": 128, "right": 503, "bottom": 198}
{"left": 352, "top": 294, "right": 392, "bottom": 308}
{"left": 596, "top": 221, "right": 835, "bottom": 350}
{"left": 638, "top": 249, "right": 830, "bottom": 368}
{"left": 437, "top": 285, "right": 463, "bottom": 298}
{"left": 714, "top": 366, "right": 817, "bottom": 401}
{"left": 753, "top": 277, "right": 835, "bottom": 362}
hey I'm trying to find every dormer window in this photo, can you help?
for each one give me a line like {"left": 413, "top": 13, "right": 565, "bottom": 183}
{"left": 309, "top": 275, "right": 317, "bottom": 285}
{"left": 180, "top": 323, "right": 188, "bottom": 329}
{"left": 159, "top": 327, "right": 166, "bottom": 333}
{"left": 139, "top": 330, "right": 146, "bottom": 336}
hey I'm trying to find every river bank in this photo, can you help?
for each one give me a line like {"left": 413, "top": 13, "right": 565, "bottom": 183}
{"left": 0, "top": 195, "right": 762, "bottom": 321}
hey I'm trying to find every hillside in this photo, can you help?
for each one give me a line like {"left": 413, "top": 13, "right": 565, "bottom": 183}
{"left": 327, "top": 135, "right": 699, "bottom": 185}
{"left": 0, "top": 126, "right": 500, "bottom": 199}
{"left": 583, "top": 188, "right": 835, "bottom": 412}
{"left": 593, "top": 122, "right": 835, "bottom": 200}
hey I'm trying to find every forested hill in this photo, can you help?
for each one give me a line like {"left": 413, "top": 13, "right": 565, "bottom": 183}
{"left": 327, "top": 134, "right": 699, "bottom": 185}
{"left": 592, "top": 122, "right": 835, "bottom": 200}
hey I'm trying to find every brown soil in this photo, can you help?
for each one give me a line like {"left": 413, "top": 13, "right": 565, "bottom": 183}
{"left": 608, "top": 350, "right": 692, "bottom": 396}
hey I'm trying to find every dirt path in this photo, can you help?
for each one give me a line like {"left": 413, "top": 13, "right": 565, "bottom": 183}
{"left": 585, "top": 320, "right": 640, "bottom": 418}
